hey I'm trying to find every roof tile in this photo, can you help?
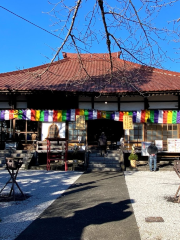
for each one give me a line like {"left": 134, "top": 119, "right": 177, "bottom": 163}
{"left": 0, "top": 52, "right": 180, "bottom": 93}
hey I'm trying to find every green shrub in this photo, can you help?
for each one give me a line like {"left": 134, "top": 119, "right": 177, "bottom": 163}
{"left": 128, "top": 153, "right": 138, "bottom": 161}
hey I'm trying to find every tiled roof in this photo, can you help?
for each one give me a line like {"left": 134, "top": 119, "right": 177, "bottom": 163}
{"left": 0, "top": 52, "right": 180, "bottom": 94}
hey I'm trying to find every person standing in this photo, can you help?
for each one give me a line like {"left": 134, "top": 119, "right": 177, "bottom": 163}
{"left": 120, "top": 137, "right": 124, "bottom": 149}
{"left": 147, "top": 141, "right": 158, "bottom": 172}
{"left": 98, "top": 132, "right": 107, "bottom": 156}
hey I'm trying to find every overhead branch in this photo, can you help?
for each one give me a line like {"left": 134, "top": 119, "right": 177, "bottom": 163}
{"left": 97, "top": 0, "right": 113, "bottom": 81}
{"left": 70, "top": 34, "right": 92, "bottom": 81}
{"left": 109, "top": 33, "right": 146, "bottom": 66}
{"left": 37, "top": 0, "right": 82, "bottom": 77}
{"left": 129, "top": 0, "right": 154, "bottom": 58}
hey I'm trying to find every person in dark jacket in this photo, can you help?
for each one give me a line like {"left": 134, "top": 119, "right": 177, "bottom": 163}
{"left": 98, "top": 132, "right": 107, "bottom": 156}
{"left": 147, "top": 141, "right": 158, "bottom": 171}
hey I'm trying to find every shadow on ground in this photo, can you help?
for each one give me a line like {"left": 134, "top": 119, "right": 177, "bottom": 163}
{"left": 15, "top": 172, "right": 140, "bottom": 240}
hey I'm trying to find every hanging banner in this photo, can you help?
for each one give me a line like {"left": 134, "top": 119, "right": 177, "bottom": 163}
{"left": 76, "top": 115, "right": 85, "bottom": 129}
{"left": 1, "top": 109, "right": 180, "bottom": 124}
{"left": 123, "top": 115, "right": 134, "bottom": 129}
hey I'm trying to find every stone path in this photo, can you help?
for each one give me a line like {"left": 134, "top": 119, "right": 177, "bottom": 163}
{"left": 14, "top": 172, "right": 140, "bottom": 240}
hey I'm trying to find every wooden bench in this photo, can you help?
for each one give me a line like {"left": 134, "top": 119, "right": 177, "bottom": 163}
{"left": 157, "top": 154, "right": 180, "bottom": 165}
{"left": 36, "top": 141, "right": 47, "bottom": 153}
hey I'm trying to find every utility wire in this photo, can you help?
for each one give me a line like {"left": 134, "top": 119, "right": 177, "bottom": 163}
{"left": 0, "top": 5, "right": 62, "bottom": 40}
{"left": 0, "top": 5, "right": 124, "bottom": 62}
{"left": 0, "top": 5, "right": 95, "bottom": 56}
{"left": 0, "top": 5, "right": 146, "bottom": 96}
{"left": 0, "top": 5, "right": 142, "bottom": 64}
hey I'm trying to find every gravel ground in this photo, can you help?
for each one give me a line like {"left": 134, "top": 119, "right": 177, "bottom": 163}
{"left": 0, "top": 170, "right": 83, "bottom": 240}
{"left": 1, "top": 170, "right": 180, "bottom": 240}
{"left": 124, "top": 171, "right": 180, "bottom": 240}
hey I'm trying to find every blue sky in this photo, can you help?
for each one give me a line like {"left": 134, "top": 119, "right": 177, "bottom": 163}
{"left": 0, "top": 0, "right": 180, "bottom": 73}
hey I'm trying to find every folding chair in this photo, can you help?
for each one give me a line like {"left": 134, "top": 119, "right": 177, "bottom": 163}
{"left": 0, "top": 158, "right": 24, "bottom": 201}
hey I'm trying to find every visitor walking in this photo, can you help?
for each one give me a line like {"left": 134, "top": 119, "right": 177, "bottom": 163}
{"left": 98, "top": 132, "right": 107, "bottom": 156}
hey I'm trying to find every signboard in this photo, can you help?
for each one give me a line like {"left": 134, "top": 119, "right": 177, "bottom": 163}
{"left": 155, "top": 140, "right": 163, "bottom": 151}
{"left": 123, "top": 115, "right": 134, "bottom": 130}
{"left": 76, "top": 115, "right": 85, "bottom": 129}
{"left": 167, "top": 138, "right": 180, "bottom": 152}
{"left": 125, "top": 129, "right": 129, "bottom": 136}
{"left": 141, "top": 142, "right": 151, "bottom": 156}
{"left": 41, "top": 122, "right": 65, "bottom": 141}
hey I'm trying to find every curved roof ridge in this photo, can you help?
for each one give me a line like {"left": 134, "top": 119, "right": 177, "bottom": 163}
{"left": 62, "top": 52, "right": 121, "bottom": 59}
{"left": 0, "top": 58, "right": 69, "bottom": 76}
{"left": 1, "top": 52, "right": 180, "bottom": 94}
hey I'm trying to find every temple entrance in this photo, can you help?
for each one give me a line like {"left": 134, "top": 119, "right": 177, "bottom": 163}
{"left": 87, "top": 119, "right": 123, "bottom": 146}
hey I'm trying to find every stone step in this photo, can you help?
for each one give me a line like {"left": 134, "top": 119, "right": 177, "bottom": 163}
{"left": 87, "top": 167, "right": 121, "bottom": 172}
{"left": 88, "top": 153, "right": 102, "bottom": 157}
{"left": 89, "top": 160, "right": 120, "bottom": 165}
{"left": 11, "top": 153, "right": 33, "bottom": 158}
{"left": 89, "top": 152, "right": 119, "bottom": 156}
{"left": 88, "top": 149, "right": 121, "bottom": 172}
{"left": 89, "top": 150, "right": 119, "bottom": 155}
{"left": 0, "top": 166, "right": 6, "bottom": 170}
{"left": 89, "top": 155, "right": 120, "bottom": 159}
{"left": 0, "top": 159, "right": 6, "bottom": 164}
{"left": 89, "top": 163, "right": 120, "bottom": 168}
{"left": 0, "top": 163, "right": 6, "bottom": 168}
{"left": 89, "top": 156, "right": 119, "bottom": 161}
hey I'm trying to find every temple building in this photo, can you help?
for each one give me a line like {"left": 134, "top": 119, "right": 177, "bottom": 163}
{"left": 0, "top": 52, "right": 180, "bottom": 155}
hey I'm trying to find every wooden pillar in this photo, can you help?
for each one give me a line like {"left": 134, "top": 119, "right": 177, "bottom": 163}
{"left": 118, "top": 96, "right": 120, "bottom": 111}
{"left": 66, "top": 122, "right": 68, "bottom": 139}
{"left": 144, "top": 123, "right": 147, "bottom": 142}
{"left": 91, "top": 96, "right": 94, "bottom": 109}
{"left": 178, "top": 95, "right": 180, "bottom": 110}
{"left": 13, "top": 119, "right": 16, "bottom": 139}
{"left": 144, "top": 97, "right": 149, "bottom": 110}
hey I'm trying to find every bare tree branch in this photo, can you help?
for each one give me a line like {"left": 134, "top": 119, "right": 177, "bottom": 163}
{"left": 70, "top": 34, "right": 92, "bottom": 81}
{"left": 29, "top": 0, "right": 180, "bottom": 95}
{"left": 97, "top": 0, "right": 113, "bottom": 81}
{"left": 37, "top": 0, "right": 82, "bottom": 77}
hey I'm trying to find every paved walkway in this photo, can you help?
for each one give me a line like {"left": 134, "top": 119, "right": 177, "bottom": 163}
{"left": 15, "top": 172, "right": 140, "bottom": 240}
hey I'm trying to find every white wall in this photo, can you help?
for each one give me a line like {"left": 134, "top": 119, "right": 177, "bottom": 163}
{"left": 0, "top": 102, "right": 10, "bottom": 108}
{"left": 16, "top": 102, "right": 27, "bottom": 108}
{"left": 120, "top": 102, "right": 144, "bottom": 111}
{"left": 94, "top": 102, "right": 118, "bottom": 111}
{"left": 79, "top": 102, "right": 92, "bottom": 109}
{"left": 149, "top": 102, "right": 178, "bottom": 109}
{"left": 94, "top": 96, "right": 118, "bottom": 102}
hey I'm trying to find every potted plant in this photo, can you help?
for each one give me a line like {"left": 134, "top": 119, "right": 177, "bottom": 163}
{"left": 128, "top": 145, "right": 138, "bottom": 168}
